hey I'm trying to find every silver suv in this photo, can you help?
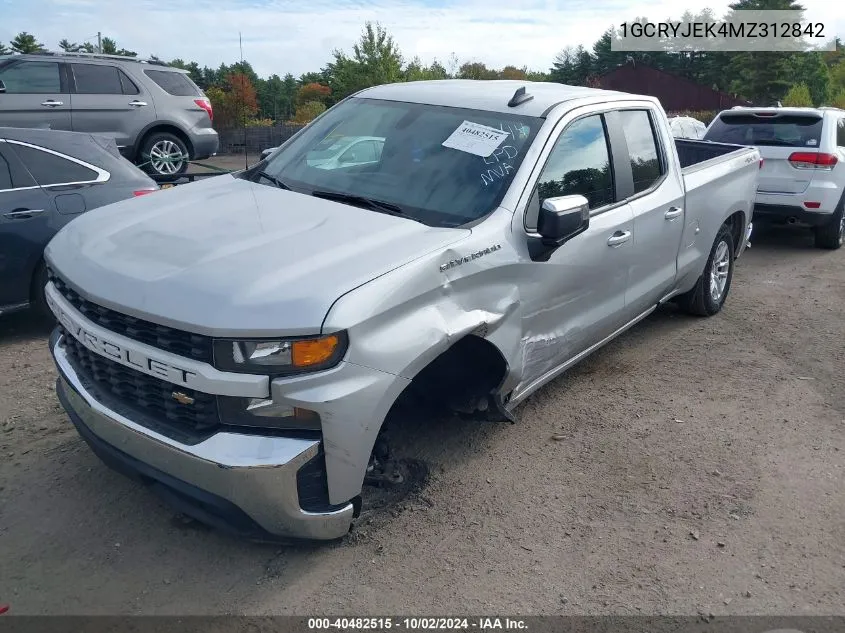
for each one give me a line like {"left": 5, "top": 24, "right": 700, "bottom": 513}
{"left": 0, "top": 52, "right": 218, "bottom": 179}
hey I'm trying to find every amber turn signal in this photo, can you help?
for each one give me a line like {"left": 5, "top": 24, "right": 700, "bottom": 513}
{"left": 292, "top": 335, "right": 340, "bottom": 367}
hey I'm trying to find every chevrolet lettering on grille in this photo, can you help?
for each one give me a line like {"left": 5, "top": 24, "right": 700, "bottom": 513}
{"left": 47, "top": 289, "right": 198, "bottom": 387}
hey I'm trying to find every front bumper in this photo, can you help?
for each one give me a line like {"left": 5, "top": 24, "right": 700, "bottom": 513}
{"left": 50, "top": 332, "right": 356, "bottom": 541}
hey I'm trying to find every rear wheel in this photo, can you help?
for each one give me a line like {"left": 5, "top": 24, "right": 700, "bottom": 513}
{"left": 139, "top": 132, "right": 189, "bottom": 180}
{"left": 813, "top": 207, "right": 844, "bottom": 250}
{"left": 677, "top": 224, "right": 735, "bottom": 317}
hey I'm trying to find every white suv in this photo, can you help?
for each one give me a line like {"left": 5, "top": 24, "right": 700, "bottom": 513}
{"left": 705, "top": 106, "right": 845, "bottom": 249}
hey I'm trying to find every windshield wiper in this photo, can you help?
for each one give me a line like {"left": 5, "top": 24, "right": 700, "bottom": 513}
{"left": 255, "top": 171, "right": 292, "bottom": 190}
{"left": 310, "top": 190, "right": 406, "bottom": 217}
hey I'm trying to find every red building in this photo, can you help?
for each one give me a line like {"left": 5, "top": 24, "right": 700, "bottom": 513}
{"left": 596, "top": 61, "right": 750, "bottom": 112}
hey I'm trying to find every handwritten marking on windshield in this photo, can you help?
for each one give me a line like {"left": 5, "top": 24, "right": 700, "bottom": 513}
{"left": 481, "top": 162, "right": 515, "bottom": 186}
{"left": 484, "top": 146, "right": 518, "bottom": 165}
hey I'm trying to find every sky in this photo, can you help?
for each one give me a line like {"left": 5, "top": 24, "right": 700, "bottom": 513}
{"left": 2, "top": 0, "right": 844, "bottom": 79}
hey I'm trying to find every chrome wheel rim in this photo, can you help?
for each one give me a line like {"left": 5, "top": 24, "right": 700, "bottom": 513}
{"left": 709, "top": 240, "right": 730, "bottom": 303}
{"left": 149, "top": 140, "right": 185, "bottom": 175}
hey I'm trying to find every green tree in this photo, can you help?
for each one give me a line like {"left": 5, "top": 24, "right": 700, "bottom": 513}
{"left": 323, "top": 22, "right": 404, "bottom": 101}
{"left": 292, "top": 101, "right": 326, "bottom": 124}
{"left": 550, "top": 45, "right": 593, "bottom": 85}
{"left": 60, "top": 39, "right": 96, "bottom": 53}
{"left": 724, "top": 0, "right": 806, "bottom": 104}
{"left": 591, "top": 29, "right": 626, "bottom": 76}
{"left": 457, "top": 61, "right": 498, "bottom": 80}
{"left": 829, "top": 58, "right": 845, "bottom": 94}
{"left": 526, "top": 70, "right": 550, "bottom": 82}
{"left": 0, "top": 42, "right": 10, "bottom": 55}
{"left": 788, "top": 52, "right": 830, "bottom": 105}
{"left": 299, "top": 71, "right": 328, "bottom": 85}
{"left": 257, "top": 73, "right": 290, "bottom": 121}
{"left": 281, "top": 73, "right": 298, "bottom": 119}
{"left": 781, "top": 83, "right": 812, "bottom": 106}
{"left": 404, "top": 57, "right": 448, "bottom": 82}
{"left": 100, "top": 36, "right": 136, "bottom": 56}
{"left": 830, "top": 88, "right": 845, "bottom": 109}
{"left": 10, "top": 32, "right": 44, "bottom": 54}
{"left": 499, "top": 65, "right": 528, "bottom": 80}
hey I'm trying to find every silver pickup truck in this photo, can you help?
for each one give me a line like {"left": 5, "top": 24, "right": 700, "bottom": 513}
{"left": 43, "top": 81, "right": 760, "bottom": 541}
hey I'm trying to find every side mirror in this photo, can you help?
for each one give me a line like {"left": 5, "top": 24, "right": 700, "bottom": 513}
{"left": 0, "top": 80, "right": 6, "bottom": 94}
{"left": 537, "top": 195, "right": 590, "bottom": 246}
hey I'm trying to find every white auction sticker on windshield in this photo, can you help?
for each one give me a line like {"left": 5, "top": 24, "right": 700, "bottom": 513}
{"left": 442, "top": 121, "right": 510, "bottom": 158}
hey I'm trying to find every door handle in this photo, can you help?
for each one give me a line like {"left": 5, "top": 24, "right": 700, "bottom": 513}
{"left": 664, "top": 206, "right": 683, "bottom": 220}
{"left": 128, "top": 100, "right": 148, "bottom": 107}
{"left": 40, "top": 100, "right": 63, "bottom": 107}
{"left": 607, "top": 230, "right": 632, "bottom": 247}
{"left": 4, "top": 209, "right": 45, "bottom": 219}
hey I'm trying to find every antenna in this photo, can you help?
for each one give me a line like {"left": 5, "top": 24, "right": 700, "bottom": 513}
{"left": 507, "top": 86, "right": 534, "bottom": 108}
{"left": 239, "top": 31, "right": 248, "bottom": 170}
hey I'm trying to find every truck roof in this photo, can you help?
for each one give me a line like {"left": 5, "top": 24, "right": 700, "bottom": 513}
{"left": 356, "top": 80, "right": 635, "bottom": 117}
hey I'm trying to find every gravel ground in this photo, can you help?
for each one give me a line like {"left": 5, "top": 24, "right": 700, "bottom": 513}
{"left": 0, "top": 224, "right": 843, "bottom": 616}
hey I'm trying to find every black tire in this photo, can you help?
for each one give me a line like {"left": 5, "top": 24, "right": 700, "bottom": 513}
{"left": 813, "top": 207, "right": 844, "bottom": 250}
{"left": 677, "top": 223, "right": 735, "bottom": 317}
{"left": 138, "top": 132, "right": 189, "bottom": 181}
{"left": 30, "top": 261, "right": 54, "bottom": 322}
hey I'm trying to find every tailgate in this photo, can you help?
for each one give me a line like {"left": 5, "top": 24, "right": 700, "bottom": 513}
{"left": 756, "top": 146, "right": 813, "bottom": 193}
{"left": 704, "top": 111, "right": 824, "bottom": 194}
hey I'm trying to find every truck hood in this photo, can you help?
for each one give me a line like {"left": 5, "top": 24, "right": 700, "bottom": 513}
{"left": 45, "top": 175, "right": 469, "bottom": 337}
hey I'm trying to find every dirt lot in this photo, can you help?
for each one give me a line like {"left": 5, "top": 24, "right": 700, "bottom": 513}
{"left": 0, "top": 225, "right": 843, "bottom": 616}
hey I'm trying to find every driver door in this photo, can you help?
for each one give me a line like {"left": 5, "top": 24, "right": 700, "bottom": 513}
{"left": 515, "top": 113, "right": 634, "bottom": 391}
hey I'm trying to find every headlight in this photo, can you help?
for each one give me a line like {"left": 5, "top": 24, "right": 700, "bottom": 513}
{"left": 213, "top": 332, "right": 348, "bottom": 376}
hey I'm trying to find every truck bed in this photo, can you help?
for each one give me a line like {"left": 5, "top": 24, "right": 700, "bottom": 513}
{"left": 675, "top": 138, "right": 751, "bottom": 170}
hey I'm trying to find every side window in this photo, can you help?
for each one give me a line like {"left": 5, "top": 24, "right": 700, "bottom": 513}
{"left": 72, "top": 64, "right": 123, "bottom": 95}
{"left": 0, "top": 152, "right": 12, "bottom": 191}
{"left": 8, "top": 143, "right": 99, "bottom": 186}
{"left": 119, "top": 70, "right": 140, "bottom": 95}
{"left": 837, "top": 119, "right": 845, "bottom": 148}
{"left": 618, "top": 110, "right": 664, "bottom": 194}
{"left": 525, "top": 114, "right": 614, "bottom": 231}
{"left": 0, "top": 61, "right": 61, "bottom": 94}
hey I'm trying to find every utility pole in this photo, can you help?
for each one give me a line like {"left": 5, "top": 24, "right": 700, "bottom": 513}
{"left": 97, "top": 32, "right": 102, "bottom": 54}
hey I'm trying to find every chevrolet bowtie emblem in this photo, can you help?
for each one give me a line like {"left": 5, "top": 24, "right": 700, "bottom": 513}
{"left": 171, "top": 391, "right": 195, "bottom": 405}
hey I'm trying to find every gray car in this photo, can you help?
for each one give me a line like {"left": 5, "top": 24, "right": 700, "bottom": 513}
{"left": 0, "top": 51, "right": 218, "bottom": 180}
{"left": 0, "top": 126, "right": 158, "bottom": 318}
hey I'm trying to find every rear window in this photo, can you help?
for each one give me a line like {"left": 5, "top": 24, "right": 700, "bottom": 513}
{"left": 704, "top": 113, "right": 823, "bottom": 148}
{"left": 143, "top": 69, "right": 200, "bottom": 96}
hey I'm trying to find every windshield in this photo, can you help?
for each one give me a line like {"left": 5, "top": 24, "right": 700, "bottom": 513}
{"left": 704, "top": 113, "right": 823, "bottom": 148}
{"left": 254, "top": 97, "right": 542, "bottom": 227}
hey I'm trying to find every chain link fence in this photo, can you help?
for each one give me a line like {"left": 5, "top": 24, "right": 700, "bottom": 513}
{"left": 216, "top": 124, "right": 305, "bottom": 155}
